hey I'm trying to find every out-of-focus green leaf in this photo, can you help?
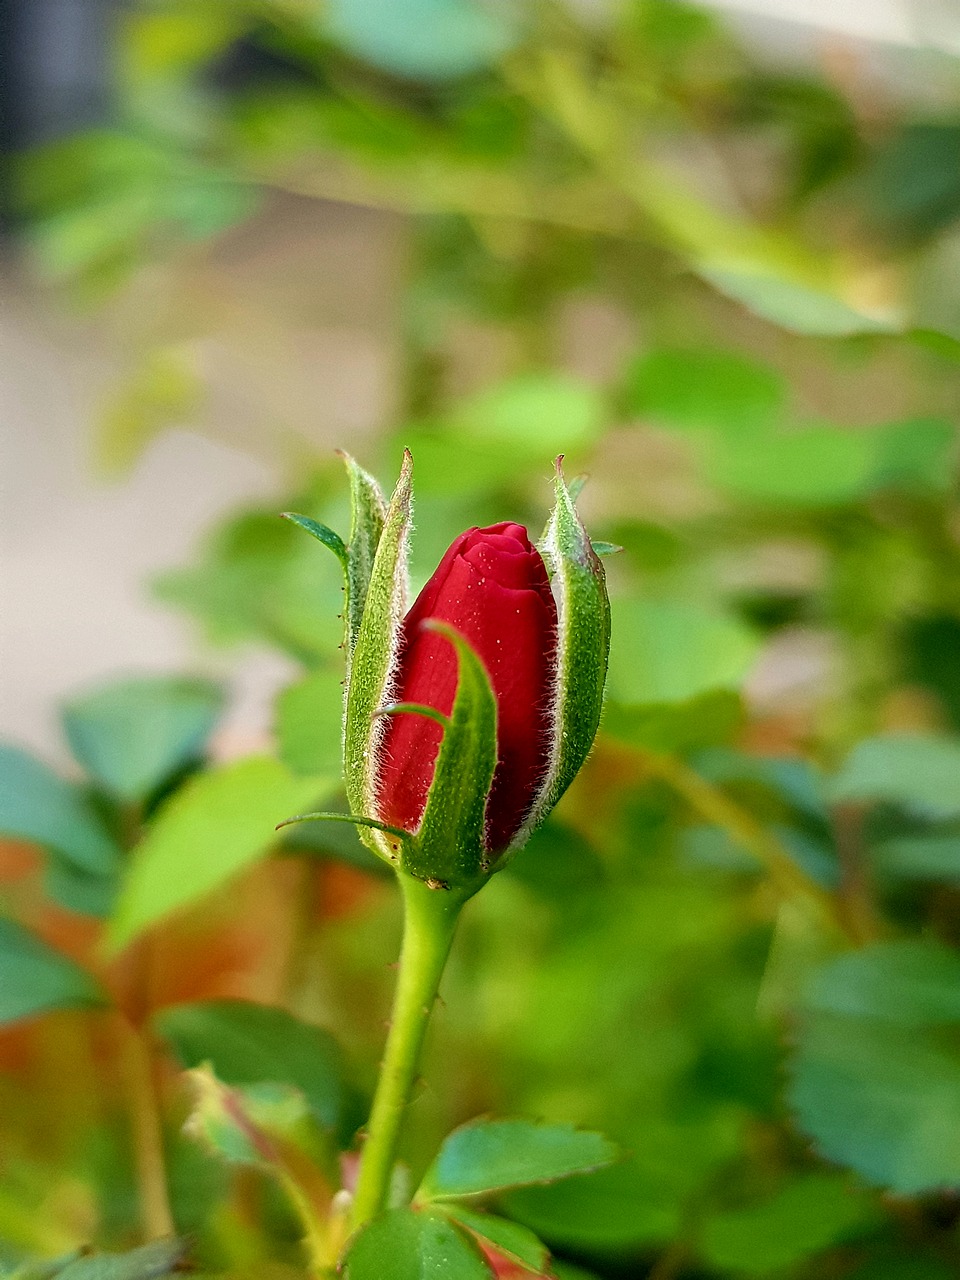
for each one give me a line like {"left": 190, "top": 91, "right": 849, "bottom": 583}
{"left": 902, "top": 614, "right": 960, "bottom": 732}
{"left": 439, "top": 1206, "right": 550, "bottom": 1272}
{"left": 551, "top": 1266, "right": 600, "bottom": 1280}
{"left": 419, "top": 1119, "right": 617, "bottom": 1201}
{"left": 699, "top": 268, "right": 895, "bottom": 336}
{"left": 454, "top": 373, "right": 604, "bottom": 454}
{"left": 827, "top": 733, "right": 960, "bottom": 819}
{"left": 871, "top": 418, "right": 956, "bottom": 492}
{"left": 700, "top": 1173, "right": 875, "bottom": 1273}
{"left": 874, "top": 833, "right": 960, "bottom": 881}
{"left": 96, "top": 347, "right": 204, "bottom": 476}
{"left": 788, "top": 1010, "right": 960, "bottom": 1193}
{"left": 602, "top": 691, "right": 744, "bottom": 754}
{"left": 710, "top": 423, "right": 875, "bottom": 505}
{"left": 324, "top": 0, "right": 517, "bottom": 81}
{"left": 107, "top": 757, "right": 327, "bottom": 950}
{"left": 344, "top": 1207, "right": 493, "bottom": 1280}
{"left": 624, "top": 348, "right": 784, "bottom": 433}
{"left": 154, "top": 492, "right": 345, "bottom": 662}
{"left": 693, "top": 748, "right": 826, "bottom": 818}
{"left": 183, "top": 1066, "right": 322, "bottom": 1170}
{"left": 606, "top": 599, "right": 759, "bottom": 705}
{"left": 501, "top": 1158, "right": 680, "bottom": 1251}
{"left": 53, "top": 1241, "right": 187, "bottom": 1280}
{"left": 44, "top": 859, "right": 117, "bottom": 918}
{"left": 156, "top": 999, "right": 346, "bottom": 1131}
{"left": 6, "top": 1251, "right": 85, "bottom": 1280}
{"left": 0, "top": 919, "right": 105, "bottom": 1025}
{"left": 0, "top": 744, "right": 120, "bottom": 876}
{"left": 125, "top": 5, "right": 248, "bottom": 78}
{"left": 804, "top": 940, "right": 960, "bottom": 1026}
{"left": 62, "top": 675, "right": 225, "bottom": 802}
{"left": 848, "top": 1249, "right": 957, "bottom": 1280}
{"left": 275, "top": 667, "right": 345, "bottom": 779}
{"left": 505, "top": 819, "right": 605, "bottom": 902}
{"left": 395, "top": 430, "right": 524, "bottom": 497}
{"left": 865, "top": 122, "right": 960, "bottom": 243}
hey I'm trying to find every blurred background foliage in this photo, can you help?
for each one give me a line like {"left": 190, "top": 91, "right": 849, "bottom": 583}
{"left": 5, "top": 0, "right": 960, "bottom": 1276}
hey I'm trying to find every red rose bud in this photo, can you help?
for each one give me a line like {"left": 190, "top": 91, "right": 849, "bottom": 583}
{"left": 375, "top": 524, "right": 558, "bottom": 854}
{"left": 282, "top": 453, "right": 609, "bottom": 890}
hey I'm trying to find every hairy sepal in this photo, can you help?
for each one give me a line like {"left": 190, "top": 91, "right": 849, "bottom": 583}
{"left": 344, "top": 450, "right": 413, "bottom": 861}
{"left": 512, "top": 460, "right": 610, "bottom": 853}
{"left": 341, "top": 452, "right": 388, "bottom": 654}
{"left": 401, "top": 622, "right": 498, "bottom": 889}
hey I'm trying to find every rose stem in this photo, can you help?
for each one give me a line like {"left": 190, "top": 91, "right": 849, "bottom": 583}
{"left": 350, "top": 873, "right": 466, "bottom": 1230}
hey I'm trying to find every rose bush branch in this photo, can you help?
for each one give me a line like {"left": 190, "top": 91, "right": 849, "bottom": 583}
{"left": 280, "top": 451, "right": 611, "bottom": 1241}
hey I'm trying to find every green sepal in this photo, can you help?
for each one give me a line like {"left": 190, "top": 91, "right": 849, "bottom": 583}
{"left": 344, "top": 450, "right": 413, "bottom": 860}
{"left": 341, "top": 451, "right": 388, "bottom": 654}
{"left": 402, "top": 621, "right": 498, "bottom": 888}
{"left": 376, "top": 702, "right": 452, "bottom": 731}
{"left": 275, "top": 809, "right": 414, "bottom": 851}
{"left": 517, "top": 460, "right": 610, "bottom": 850}
{"left": 280, "top": 513, "right": 348, "bottom": 568}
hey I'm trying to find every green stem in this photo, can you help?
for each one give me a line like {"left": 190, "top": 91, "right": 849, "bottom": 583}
{"left": 350, "top": 874, "right": 467, "bottom": 1230}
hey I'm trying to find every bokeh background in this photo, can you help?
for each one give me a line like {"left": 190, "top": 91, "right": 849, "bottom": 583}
{"left": 4, "top": 0, "right": 960, "bottom": 1275}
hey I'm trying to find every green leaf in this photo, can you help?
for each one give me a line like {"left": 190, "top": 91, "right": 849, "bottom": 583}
{"left": 406, "top": 623, "right": 498, "bottom": 884}
{"left": 501, "top": 1158, "right": 679, "bottom": 1252}
{"left": 107, "top": 756, "right": 326, "bottom": 950}
{"left": 701, "top": 1173, "right": 875, "bottom": 1274}
{"left": 804, "top": 940, "right": 960, "bottom": 1027}
{"left": 0, "top": 918, "right": 105, "bottom": 1025}
{"left": 183, "top": 1066, "right": 322, "bottom": 1168}
{"left": 606, "top": 599, "right": 759, "bottom": 706}
{"left": 602, "top": 690, "right": 744, "bottom": 754}
{"left": 870, "top": 418, "right": 957, "bottom": 493}
{"left": 710, "top": 423, "right": 875, "bottom": 505}
{"left": 439, "top": 1206, "right": 550, "bottom": 1273}
{"left": 624, "top": 348, "right": 784, "bottom": 434}
{"left": 344, "top": 1207, "right": 493, "bottom": 1280}
{"left": 874, "top": 833, "right": 960, "bottom": 882}
{"left": 6, "top": 1251, "right": 85, "bottom": 1280}
{"left": 521, "top": 463, "right": 610, "bottom": 845}
{"left": 53, "top": 1241, "right": 187, "bottom": 1280}
{"left": 326, "top": 0, "right": 516, "bottom": 81}
{"left": 343, "top": 452, "right": 388, "bottom": 655}
{"left": 848, "top": 1249, "right": 956, "bottom": 1280}
{"left": 418, "top": 1119, "right": 617, "bottom": 1200}
{"left": 865, "top": 122, "right": 960, "bottom": 243}
{"left": 96, "top": 346, "right": 203, "bottom": 477}
{"left": 0, "top": 744, "right": 120, "bottom": 875}
{"left": 827, "top": 733, "right": 960, "bottom": 818}
{"left": 61, "top": 675, "right": 225, "bottom": 802}
{"left": 454, "top": 374, "right": 604, "bottom": 455}
{"left": 275, "top": 667, "right": 345, "bottom": 778}
{"left": 699, "top": 268, "right": 893, "bottom": 337}
{"left": 344, "top": 450, "right": 413, "bottom": 860}
{"left": 787, "top": 1011, "right": 960, "bottom": 1193}
{"left": 155, "top": 999, "right": 346, "bottom": 1130}
{"left": 551, "top": 1266, "right": 601, "bottom": 1280}
{"left": 44, "top": 858, "right": 117, "bottom": 918}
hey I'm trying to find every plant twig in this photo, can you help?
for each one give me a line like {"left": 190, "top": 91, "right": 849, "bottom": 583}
{"left": 633, "top": 746, "right": 845, "bottom": 933}
{"left": 118, "top": 1014, "right": 175, "bottom": 1240}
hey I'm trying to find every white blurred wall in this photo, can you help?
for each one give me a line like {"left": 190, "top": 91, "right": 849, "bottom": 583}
{"left": 0, "top": 198, "right": 400, "bottom": 764}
